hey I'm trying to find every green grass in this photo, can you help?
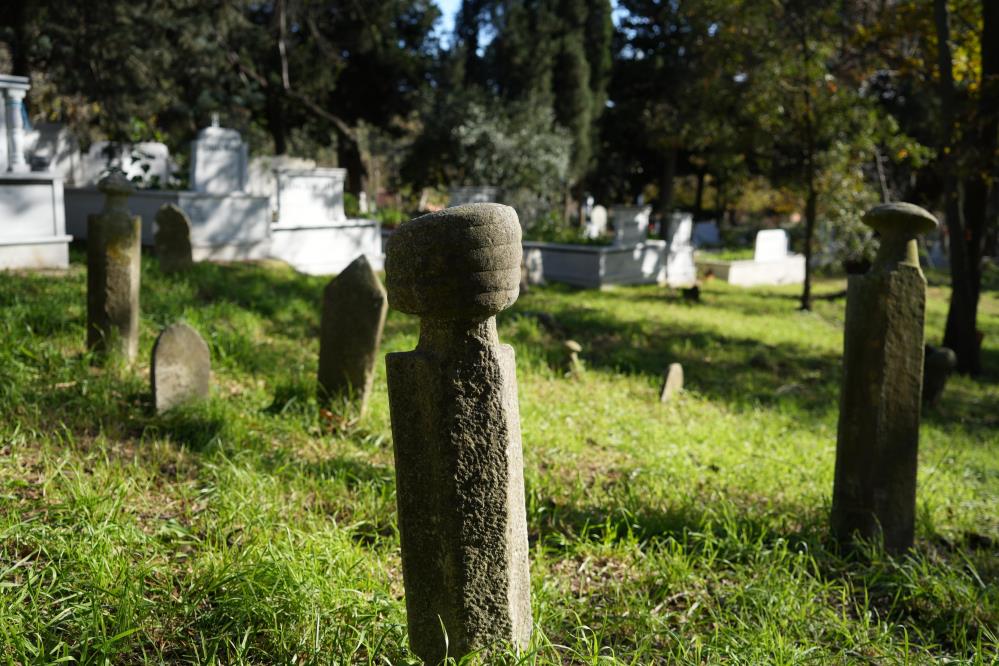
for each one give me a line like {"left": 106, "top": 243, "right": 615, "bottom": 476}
{"left": 1, "top": 248, "right": 997, "bottom": 664}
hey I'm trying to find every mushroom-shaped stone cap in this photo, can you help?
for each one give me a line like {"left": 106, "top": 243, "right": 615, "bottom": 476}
{"left": 385, "top": 203, "right": 522, "bottom": 319}
{"left": 564, "top": 340, "right": 582, "bottom": 353}
{"left": 863, "top": 202, "right": 937, "bottom": 237}
{"left": 97, "top": 171, "right": 135, "bottom": 197}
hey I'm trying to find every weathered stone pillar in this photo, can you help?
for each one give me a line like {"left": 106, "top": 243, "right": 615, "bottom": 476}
{"left": 384, "top": 203, "right": 532, "bottom": 663}
{"left": 831, "top": 202, "right": 937, "bottom": 553}
{"left": 5, "top": 88, "right": 29, "bottom": 173}
{"left": 87, "top": 173, "right": 141, "bottom": 362}
{"left": 317, "top": 255, "right": 387, "bottom": 416}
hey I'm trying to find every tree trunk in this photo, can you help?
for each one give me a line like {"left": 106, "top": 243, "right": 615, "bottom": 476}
{"left": 656, "top": 147, "right": 677, "bottom": 217}
{"left": 266, "top": 93, "right": 287, "bottom": 155}
{"left": 694, "top": 171, "right": 706, "bottom": 219}
{"left": 937, "top": 0, "right": 991, "bottom": 374}
{"left": 715, "top": 178, "right": 725, "bottom": 223}
{"left": 337, "top": 133, "right": 367, "bottom": 197}
{"left": 3, "top": 1, "right": 30, "bottom": 77}
{"left": 799, "top": 187, "right": 817, "bottom": 311}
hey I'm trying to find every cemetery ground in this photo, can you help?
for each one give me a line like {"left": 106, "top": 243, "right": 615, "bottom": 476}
{"left": 1, "top": 251, "right": 997, "bottom": 664}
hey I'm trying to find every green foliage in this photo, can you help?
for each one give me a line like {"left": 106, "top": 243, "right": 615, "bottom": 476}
{"left": 452, "top": 0, "right": 613, "bottom": 189}
{"left": 0, "top": 254, "right": 997, "bottom": 662}
{"left": 374, "top": 206, "right": 408, "bottom": 228}
{"left": 522, "top": 210, "right": 610, "bottom": 244}
{"left": 405, "top": 90, "right": 572, "bottom": 210}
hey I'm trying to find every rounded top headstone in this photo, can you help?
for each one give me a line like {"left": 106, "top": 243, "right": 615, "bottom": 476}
{"left": 385, "top": 203, "right": 522, "bottom": 319}
{"left": 862, "top": 202, "right": 937, "bottom": 238}
{"left": 97, "top": 171, "right": 135, "bottom": 197}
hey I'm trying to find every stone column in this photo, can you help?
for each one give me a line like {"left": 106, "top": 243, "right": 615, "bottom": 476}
{"left": 384, "top": 203, "right": 532, "bottom": 663}
{"left": 5, "top": 88, "right": 29, "bottom": 173}
{"left": 831, "top": 202, "right": 937, "bottom": 553}
{"left": 87, "top": 173, "right": 141, "bottom": 362}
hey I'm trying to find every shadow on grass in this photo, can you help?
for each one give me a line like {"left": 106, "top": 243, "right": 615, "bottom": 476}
{"left": 143, "top": 401, "right": 228, "bottom": 452}
{"left": 507, "top": 299, "right": 843, "bottom": 415}
{"left": 187, "top": 261, "right": 323, "bottom": 320}
{"left": 531, "top": 487, "right": 997, "bottom": 658}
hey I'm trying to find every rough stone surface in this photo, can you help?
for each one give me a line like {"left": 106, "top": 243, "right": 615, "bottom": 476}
{"left": 86, "top": 172, "right": 141, "bottom": 362}
{"left": 831, "top": 202, "right": 937, "bottom": 553}
{"left": 154, "top": 204, "right": 194, "bottom": 273}
{"left": 384, "top": 203, "right": 532, "bottom": 663}
{"left": 151, "top": 322, "right": 211, "bottom": 412}
{"left": 317, "top": 255, "right": 387, "bottom": 415}
{"left": 659, "top": 363, "right": 684, "bottom": 402}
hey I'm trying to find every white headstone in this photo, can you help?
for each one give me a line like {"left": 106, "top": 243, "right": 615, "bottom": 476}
{"left": 190, "top": 125, "right": 248, "bottom": 194}
{"left": 610, "top": 205, "right": 651, "bottom": 246}
{"left": 754, "top": 229, "right": 790, "bottom": 262}
{"left": 79, "top": 141, "right": 174, "bottom": 187}
{"left": 274, "top": 168, "right": 347, "bottom": 226}
{"left": 692, "top": 220, "right": 721, "bottom": 247}
{"left": 124, "top": 142, "right": 173, "bottom": 186}
{"left": 449, "top": 186, "right": 500, "bottom": 206}
{"left": 666, "top": 213, "right": 696, "bottom": 287}
{"left": 585, "top": 204, "right": 608, "bottom": 239}
{"left": 668, "top": 213, "right": 693, "bottom": 250}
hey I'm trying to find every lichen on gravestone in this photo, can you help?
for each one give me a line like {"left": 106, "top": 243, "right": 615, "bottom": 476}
{"left": 151, "top": 322, "right": 211, "bottom": 413}
{"left": 384, "top": 203, "right": 533, "bottom": 664}
{"left": 86, "top": 171, "right": 141, "bottom": 363}
{"left": 831, "top": 202, "right": 937, "bottom": 554}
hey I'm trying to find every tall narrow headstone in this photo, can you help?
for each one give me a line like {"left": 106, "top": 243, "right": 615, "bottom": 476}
{"left": 154, "top": 204, "right": 193, "bottom": 274}
{"left": 317, "top": 255, "right": 387, "bottom": 415}
{"left": 86, "top": 172, "right": 141, "bottom": 362}
{"left": 384, "top": 203, "right": 532, "bottom": 663}
{"left": 152, "top": 323, "right": 211, "bottom": 412}
{"left": 585, "top": 204, "right": 608, "bottom": 239}
{"left": 831, "top": 202, "right": 937, "bottom": 553}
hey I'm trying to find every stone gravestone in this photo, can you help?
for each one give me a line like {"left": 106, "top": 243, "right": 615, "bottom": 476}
{"left": 610, "top": 205, "right": 651, "bottom": 246}
{"left": 384, "top": 203, "right": 532, "bottom": 664}
{"left": 154, "top": 204, "right": 193, "bottom": 273}
{"left": 317, "top": 255, "right": 388, "bottom": 415}
{"left": 659, "top": 363, "right": 684, "bottom": 402}
{"left": 87, "top": 172, "right": 141, "bottom": 362}
{"left": 666, "top": 213, "right": 696, "bottom": 287}
{"left": 190, "top": 120, "right": 248, "bottom": 195}
{"left": 831, "top": 202, "right": 937, "bottom": 553}
{"left": 923, "top": 345, "right": 957, "bottom": 407}
{"left": 151, "top": 323, "right": 211, "bottom": 413}
{"left": 275, "top": 168, "right": 347, "bottom": 225}
{"left": 754, "top": 229, "right": 790, "bottom": 262}
{"left": 585, "top": 204, "right": 608, "bottom": 239}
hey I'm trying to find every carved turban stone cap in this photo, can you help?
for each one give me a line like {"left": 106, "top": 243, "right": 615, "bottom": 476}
{"left": 386, "top": 203, "right": 522, "bottom": 319}
{"left": 863, "top": 202, "right": 937, "bottom": 237}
